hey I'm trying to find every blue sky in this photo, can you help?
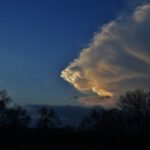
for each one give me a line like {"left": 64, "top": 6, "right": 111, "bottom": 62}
{"left": 0, "top": 0, "right": 127, "bottom": 105}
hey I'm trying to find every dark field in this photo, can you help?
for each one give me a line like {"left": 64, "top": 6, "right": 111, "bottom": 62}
{"left": 0, "top": 129, "right": 150, "bottom": 150}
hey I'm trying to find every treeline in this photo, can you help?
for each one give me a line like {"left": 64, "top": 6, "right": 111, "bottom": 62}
{"left": 0, "top": 89, "right": 150, "bottom": 149}
{"left": 79, "top": 89, "right": 150, "bottom": 135}
{"left": 0, "top": 90, "right": 62, "bottom": 129}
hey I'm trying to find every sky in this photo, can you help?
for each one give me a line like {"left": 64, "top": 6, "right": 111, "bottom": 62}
{"left": 0, "top": 0, "right": 149, "bottom": 106}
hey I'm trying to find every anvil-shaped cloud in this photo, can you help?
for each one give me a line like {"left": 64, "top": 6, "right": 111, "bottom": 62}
{"left": 61, "top": 3, "right": 150, "bottom": 106}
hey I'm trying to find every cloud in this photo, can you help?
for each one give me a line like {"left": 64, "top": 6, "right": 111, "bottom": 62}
{"left": 78, "top": 95, "right": 115, "bottom": 108}
{"left": 61, "top": 3, "right": 150, "bottom": 106}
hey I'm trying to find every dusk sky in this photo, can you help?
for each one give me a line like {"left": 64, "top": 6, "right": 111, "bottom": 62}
{"left": 0, "top": 0, "right": 150, "bottom": 106}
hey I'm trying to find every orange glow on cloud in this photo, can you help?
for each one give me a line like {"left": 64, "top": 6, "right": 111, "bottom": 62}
{"left": 61, "top": 3, "right": 150, "bottom": 106}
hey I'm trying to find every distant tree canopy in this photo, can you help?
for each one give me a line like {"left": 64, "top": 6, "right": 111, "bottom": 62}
{"left": 6, "top": 106, "right": 31, "bottom": 129}
{"left": 0, "top": 90, "right": 30, "bottom": 128}
{"left": 79, "top": 108, "right": 103, "bottom": 131}
{"left": 117, "top": 89, "right": 150, "bottom": 112}
{"left": 0, "top": 89, "right": 150, "bottom": 150}
{"left": 0, "top": 90, "right": 12, "bottom": 111}
{"left": 117, "top": 89, "right": 150, "bottom": 131}
{"left": 0, "top": 89, "right": 150, "bottom": 134}
{"left": 79, "top": 89, "right": 150, "bottom": 133}
{"left": 37, "top": 107, "right": 61, "bottom": 129}
{"left": 0, "top": 90, "right": 12, "bottom": 127}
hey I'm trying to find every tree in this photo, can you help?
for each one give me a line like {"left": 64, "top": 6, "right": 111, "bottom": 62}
{"left": 117, "top": 89, "right": 150, "bottom": 131}
{"left": 0, "top": 90, "right": 12, "bottom": 111}
{"left": 117, "top": 89, "right": 150, "bottom": 111}
{"left": 79, "top": 107, "right": 124, "bottom": 134}
{"left": 79, "top": 108, "right": 104, "bottom": 131}
{"left": 0, "top": 90, "right": 12, "bottom": 127}
{"left": 37, "top": 107, "right": 61, "bottom": 129}
{"left": 6, "top": 106, "right": 31, "bottom": 129}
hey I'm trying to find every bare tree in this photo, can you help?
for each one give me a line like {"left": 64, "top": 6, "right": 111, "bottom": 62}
{"left": 117, "top": 89, "right": 150, "bottom": 131}
{"left": 6, "top": 106, "right": 31, "bottom": 129}
{"left": 0, "top": 90, "right": 12, "bottom": 111}
{"left": 37, "top": 107, "right": 61, "bottom": 129}
{"left": 79, "top": 108, "right": 104, "bottom": 131}
{"left": 0, "top": 90, "right": 12, "bottom": 127}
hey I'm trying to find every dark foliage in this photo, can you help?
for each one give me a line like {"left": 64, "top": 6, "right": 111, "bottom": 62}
{"left": 37, "top": 106, "right": 61, "bottom": 129}
{"left": 5, "top": 106, "right": 31, "bottom": 129}
{"left": 0, "top": 89, "right": 150, "bottom": 150}
{"left": 0, "top": 90, "right": 12, "bottom": 127}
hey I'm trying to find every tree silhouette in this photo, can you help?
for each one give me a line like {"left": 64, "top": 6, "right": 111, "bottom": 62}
{"left": 117, "top": 89, "right": 150, "bottom": 131}
{"left": 79, "top": 107, "right": 124, "bottom": 134}
{"left": 0, "top": 90, "right": 12, "bottom": 111}
{"left": 0, "top": 90, "right": 12, "bottom": 127}
{"left": 6, "top": 106, "right": 31, "bottom": 129}
{"left": 79, "top": 108, "right": 104, "bottom": 131}
{"left": 79, "top": 89, "right": 150, "bottom": 134}
{"left": 37, "top": 107, "right": 61, "bottom": 129}
{"left": 117, "top": 89, "right": 150, "bottom": 111}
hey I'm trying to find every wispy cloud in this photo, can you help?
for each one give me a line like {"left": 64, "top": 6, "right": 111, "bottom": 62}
{"left": 61, "top": 3, "right": 150, "bottom": 106}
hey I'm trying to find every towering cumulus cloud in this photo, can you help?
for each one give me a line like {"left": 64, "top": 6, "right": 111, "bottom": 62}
{"left": 61, "top": 3, "right": 150, "bottom": 106}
